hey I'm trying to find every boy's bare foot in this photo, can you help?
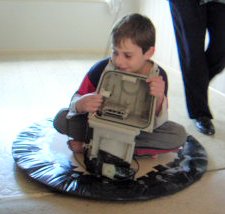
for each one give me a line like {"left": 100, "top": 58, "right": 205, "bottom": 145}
{"left": 67, "top": 140, "right": 84, "bottom": 153}
{"left": 151, "top": 154, "right": 158, "bottom": 159}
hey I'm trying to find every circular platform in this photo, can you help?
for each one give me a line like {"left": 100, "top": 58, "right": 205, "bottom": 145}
{"left": 12, "top": 119, "right": 208, "bottom": 201}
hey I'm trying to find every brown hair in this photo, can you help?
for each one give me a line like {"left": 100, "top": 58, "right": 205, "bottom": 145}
{"left": 111, "top": 13, "right": 156, "bottom": 53}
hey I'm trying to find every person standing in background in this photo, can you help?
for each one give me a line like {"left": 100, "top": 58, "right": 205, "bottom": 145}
{"left": 169, "top": 0, "right": 225, "bottom": 135}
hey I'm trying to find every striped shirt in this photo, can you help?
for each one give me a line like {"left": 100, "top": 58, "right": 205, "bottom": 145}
{"left": 76, "top": 58, "right": 168, "bottom": 96}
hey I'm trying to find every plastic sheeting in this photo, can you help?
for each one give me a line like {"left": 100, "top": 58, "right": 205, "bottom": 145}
{"left": 12, "top": 119, "right": 208, "bottom": 201}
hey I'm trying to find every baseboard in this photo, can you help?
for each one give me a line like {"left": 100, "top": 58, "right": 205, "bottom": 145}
{"left": 0, "top": 49, "right": 106, "bottom": 60}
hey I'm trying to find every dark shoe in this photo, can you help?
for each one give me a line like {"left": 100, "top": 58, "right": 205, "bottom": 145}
{"left": 194, "top": 117, "right": 215, "bottom": 135}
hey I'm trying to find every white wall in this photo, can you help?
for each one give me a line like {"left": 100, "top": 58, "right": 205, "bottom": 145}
{"left": 0, "top": 0, "right": 224, "bottom": 94}
{"left": 0, "top": 0, "right": 140, "bottom": 55}
{"left": 139, "top": 0, "right": 180, "bottom": 72}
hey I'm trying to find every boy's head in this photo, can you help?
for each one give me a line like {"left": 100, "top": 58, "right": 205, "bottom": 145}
{"left": 110, "top": 13, "right": 156, "bottom": 74}
{"left": 111, "top": 13, "right": 155, "bottom": 54}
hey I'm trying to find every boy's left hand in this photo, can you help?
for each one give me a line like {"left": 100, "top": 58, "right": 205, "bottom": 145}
{"left": 146, "top": 76, "right": 165, "bottom": 99}
{"left": 146, "top": 76, "right": 165, "bottom": 115}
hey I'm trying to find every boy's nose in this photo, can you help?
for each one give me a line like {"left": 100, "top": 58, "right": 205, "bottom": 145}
{"left": 114, "top": 56, "right": 124, "bottom": 69}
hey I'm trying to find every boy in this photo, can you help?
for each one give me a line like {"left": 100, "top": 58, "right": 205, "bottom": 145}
{"left": 53, "top": 13, "right": 187, "bottom": 156}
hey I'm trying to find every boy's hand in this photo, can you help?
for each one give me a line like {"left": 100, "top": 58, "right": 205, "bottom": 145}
{"left": 76, "top": 93, "right": 103, "bottom": 113}
{"left": 146, "top": 76, "right": 165, "bottom": 99}
{"left": 146, "top": 76, "right": 165, "bottom": 115}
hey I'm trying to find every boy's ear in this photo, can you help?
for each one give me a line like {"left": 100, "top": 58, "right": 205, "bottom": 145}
{"left": 145, "top": 47, "right": 155, "bottom": 59}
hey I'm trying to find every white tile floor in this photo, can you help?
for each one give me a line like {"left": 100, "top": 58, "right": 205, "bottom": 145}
{"left": 0, "top": 54, "right": 225, "bottom": 214}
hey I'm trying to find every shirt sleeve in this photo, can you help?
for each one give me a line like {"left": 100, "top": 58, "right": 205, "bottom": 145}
{"left": 153, "top": 66, "right": 169, "bottom": 129}
{"left": 154, "top": 96, "right": 168, "bottom": 129}
{"left": 66, "top": 58, "right": 109, "bottom": 118}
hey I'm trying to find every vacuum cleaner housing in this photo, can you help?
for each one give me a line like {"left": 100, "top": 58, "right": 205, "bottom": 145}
{"left": 86, "top": 69, "right": 158, "bottom": 180}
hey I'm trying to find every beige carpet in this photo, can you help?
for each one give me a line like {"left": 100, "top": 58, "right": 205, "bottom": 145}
{"left": 0, "top": 57, "right": 225, "bottom": 214}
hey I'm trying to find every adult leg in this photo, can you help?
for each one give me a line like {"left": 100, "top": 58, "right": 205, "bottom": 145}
{"left": 206, "top": 3, "right": 225, "bottom": 80}
{"left": 169, "top": 0, "right": 212, "bottom": 119}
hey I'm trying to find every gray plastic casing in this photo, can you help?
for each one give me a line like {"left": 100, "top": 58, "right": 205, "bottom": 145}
{"left": 88, "top": 69, "right": 159, "bottom": 163}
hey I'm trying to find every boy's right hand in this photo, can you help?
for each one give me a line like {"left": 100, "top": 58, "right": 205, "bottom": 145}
{"left": 75, "top": 93, "right": 103, "bottom": 113}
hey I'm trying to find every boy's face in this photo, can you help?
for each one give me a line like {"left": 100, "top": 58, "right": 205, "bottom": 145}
{"left": 111, "top": 38, "right": 154, "bottom": 74}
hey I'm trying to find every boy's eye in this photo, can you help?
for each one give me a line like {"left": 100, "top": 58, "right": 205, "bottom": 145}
{"left": 125, "top": 54, "right": 132, "bottom": 59}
